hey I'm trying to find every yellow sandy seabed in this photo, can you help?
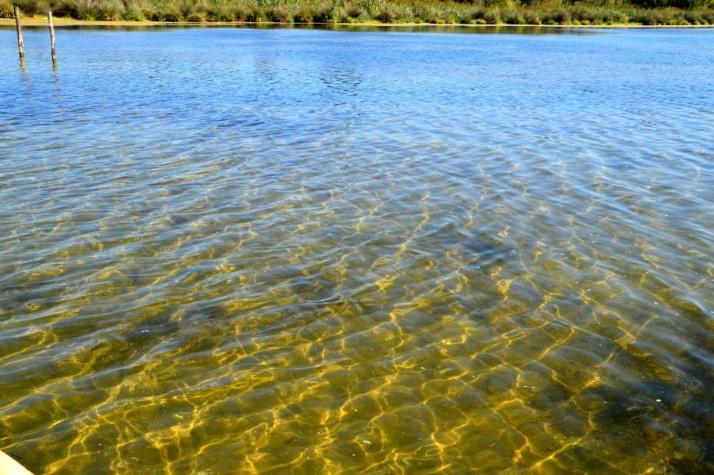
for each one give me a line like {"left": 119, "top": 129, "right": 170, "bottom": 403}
{"left": 0, "top": 450, "right": 32, "bottom": 475}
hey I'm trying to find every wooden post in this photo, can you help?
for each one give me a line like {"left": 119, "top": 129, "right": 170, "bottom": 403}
{"left": 48, "top": 10, "right": 57, "bottom": 64}
{"left": 14, "top": 5, "right": 25, "bottom": 61}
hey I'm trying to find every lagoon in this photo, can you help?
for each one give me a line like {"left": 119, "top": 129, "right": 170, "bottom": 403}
{"left": 1, "top": 26, "right": 713, "bottom": 473}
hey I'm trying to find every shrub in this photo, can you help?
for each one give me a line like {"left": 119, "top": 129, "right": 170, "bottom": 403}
{"left": 483, "top": 9, "right": 500, "bottom": 23}
{"left": 207, "top": 5, "right": 233, "bottom": 21}
{"left": 294, "top": 8, "right": 313, "bottom": 22}
{"left": 524, "top": 10, "right": 541, "bottom": 23}
{"left": 159, "top": 7, "right": 181, "bottom": 21}
{"left": 0, "top": 0, "right": 12, "bottom": 18}
{"left": 266, "top": 6, "right": 293, "bottom": 22}
{"left": 75, "top": 0, "right": 126, "bottom": 20}
{"left": 122, "top": 8, "right": 144, "bottom": 20}
{"left": 187, "top": 11, "right": 206, "bottom": 21}
{"left": 376, "top": 5, "right": 398, "bottom": 22}
{"left": 503, "top": 9, "right": 527, "bottom": 23}
{"left": 14, "top": 0, "right": 42, "bottom": 15}
{"left": 347, "top": 5, "right": 364, "bottom": 18}
{"left": 244, "top": 7, "right": 264, "bottom": 22}
{"left": 313, "top": 5, "right": 335, "bottom": 22}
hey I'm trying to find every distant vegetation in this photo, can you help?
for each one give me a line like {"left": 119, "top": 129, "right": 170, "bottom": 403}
{"left": 3, "top": 0, "right": 714, "bottom": 25}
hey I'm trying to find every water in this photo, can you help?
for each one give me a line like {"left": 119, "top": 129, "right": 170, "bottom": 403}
{"left": 1, "top": 25, "right": 713, "bottom": 474}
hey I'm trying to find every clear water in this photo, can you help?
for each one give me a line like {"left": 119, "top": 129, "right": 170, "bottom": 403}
{"left": 1, "top": 26, "right": 713, "bottom": 474}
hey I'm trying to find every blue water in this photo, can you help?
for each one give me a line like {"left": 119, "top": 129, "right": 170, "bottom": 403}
{"left": 1, "top": 26, "right": 713, "bottom": 473}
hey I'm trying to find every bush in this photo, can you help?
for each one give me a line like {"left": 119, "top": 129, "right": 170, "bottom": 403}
{"left": 553, "top": 7, "right": 572, "bottom": 23}
{"left": 122, "top": 8, "right": 145, "bottom": 20}
{"left": 313, "top": 6, "right": 346, "bottom": 22}
{"left": 158, "top": 6, "right": 181, "bottom": 21}
{"left": 176, "top": 0, "right": 195, "bottom": 19}
{"left": 503, "top": 10, "right": 527, "bottom": 23}
{"left": 0, "top": 0, "right": 12, "bottom": 18}
{"left": 294, "top": 8, "right": 313, "bottom": 22}
{"left": 524, "top": 10, "right": 541, "bottom": 23}
{"left": 313, "top": 5, "right": 335, "bottom": 22}
{"left": 265, "top": 6, "right": 293, "bottom": 22}
{"left": 207, "top": 5, "right": 233, "bottom": 21}
{"left": 187, "top": 11, "right": 206, "bottom": 21}
{"left": 14, "top": 0, "right": 42, "bottom": 15}
{"left": 376, "top": 5, "right": 398, "bottom": 22}
{"left": 346, "top": 5, "right": 364, "bottom": 18}
{"left": 483, "top": 9, "right": 500, "bottom": 23}
{"left": 75, "top": 0, "right": 126, "bottom": 20}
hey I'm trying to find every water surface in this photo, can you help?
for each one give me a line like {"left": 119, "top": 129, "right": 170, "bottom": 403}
{"left": 1, "top": 26, "right": 713, "bottom": 474}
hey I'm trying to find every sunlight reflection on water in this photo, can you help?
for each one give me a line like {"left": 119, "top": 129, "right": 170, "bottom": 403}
{"left": 0, "top": 26, "right": 713, "bottom": 474}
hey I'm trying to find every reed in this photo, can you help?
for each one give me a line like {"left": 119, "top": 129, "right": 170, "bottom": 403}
{"left": 2, "top": 0, "right": 713, "bottom": 24}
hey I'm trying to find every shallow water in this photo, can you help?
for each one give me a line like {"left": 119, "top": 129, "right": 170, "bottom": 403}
{"left": 1, "top": 26, "right": 713, "bottom": 474}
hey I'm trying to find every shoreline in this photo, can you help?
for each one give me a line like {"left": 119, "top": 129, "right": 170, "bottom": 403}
{"left": 2, "top": 17, "right": 714, "bottom": 29}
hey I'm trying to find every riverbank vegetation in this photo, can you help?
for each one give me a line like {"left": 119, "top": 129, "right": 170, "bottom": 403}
{"left": 3, "top": 0, "right": 714, "bottom": 25}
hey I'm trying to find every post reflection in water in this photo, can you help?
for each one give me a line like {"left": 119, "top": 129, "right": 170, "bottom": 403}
{"left": 0, "top": 26, "right": 713, "bottom": 474}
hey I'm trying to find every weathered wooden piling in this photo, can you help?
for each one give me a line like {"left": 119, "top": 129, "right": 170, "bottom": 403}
{"left": 14, "top": 5, "right": 25, "bottom": 61}
{"left": 48, "top": 10, "right": 57, "bottom": 64}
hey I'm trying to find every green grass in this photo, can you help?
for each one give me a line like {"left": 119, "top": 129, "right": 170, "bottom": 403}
{"left": 3, "top": 0, "right": 714, "bottom": 25}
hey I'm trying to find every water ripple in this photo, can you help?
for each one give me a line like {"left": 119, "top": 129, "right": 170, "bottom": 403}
{"left": 0, "top": 26, "right": 713, "bottom": 474}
